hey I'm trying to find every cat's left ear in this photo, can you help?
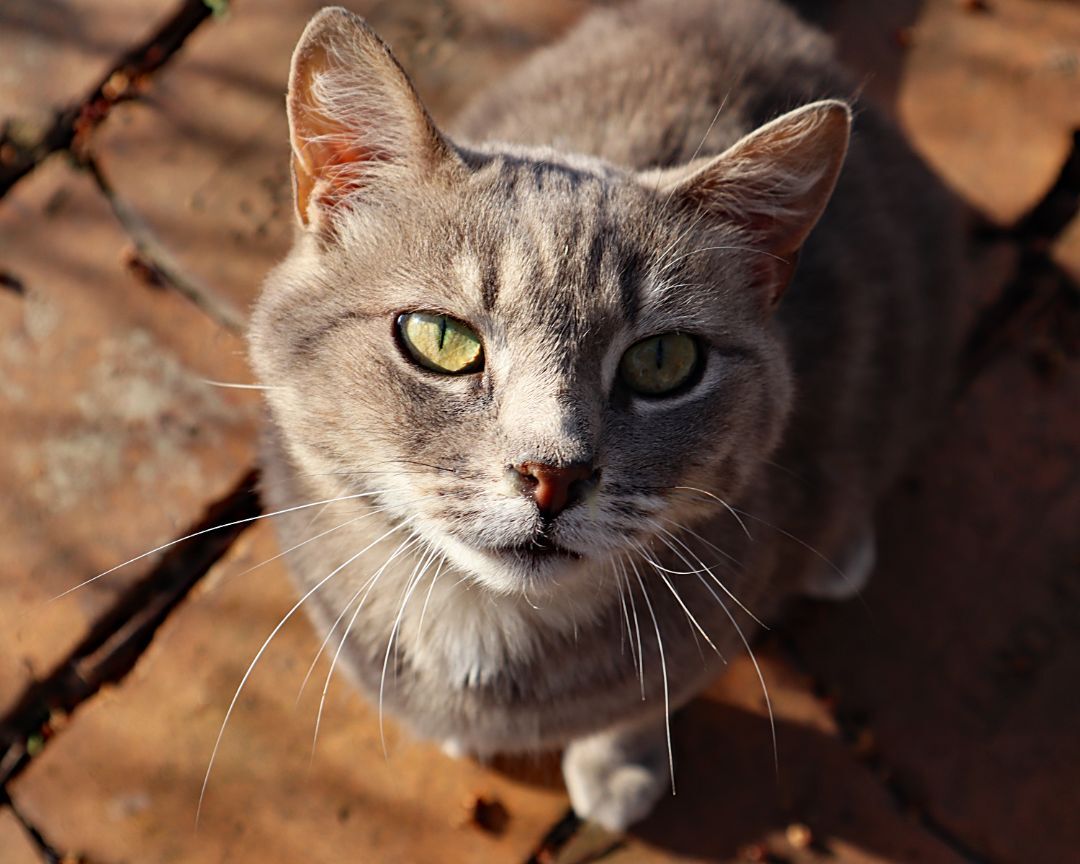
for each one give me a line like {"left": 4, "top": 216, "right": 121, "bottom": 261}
{"left": 287, "top": 7, "right": 460, "bottom": 231}
{"left": 651, "top": 100, "right": 851, "bottom": 307}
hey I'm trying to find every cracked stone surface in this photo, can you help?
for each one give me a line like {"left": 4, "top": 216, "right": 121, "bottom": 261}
{"left": 898, "top": 0, "right": 1080, "bottom": 224}
{"left": 788, "top": 346, "right": 1080, "bottom": 862}
{"left": 0, "top": 159, "right": 258, "bottom": 718}
{"left": 10, "top": 525, "right": 570, "bottom": 864}
{"left": 1, "top": 0, "right": 1078, "bottom": 862}
{"left": 551, "top": 651, "right": 968, "bottom": 864}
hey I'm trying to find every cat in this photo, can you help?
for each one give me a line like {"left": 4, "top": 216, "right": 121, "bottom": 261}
{"left": 249, "top": 0, "right": 964, "bottom": 831}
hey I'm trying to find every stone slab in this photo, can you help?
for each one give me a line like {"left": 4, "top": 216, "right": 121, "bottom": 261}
{"left": 10, "top": 525, "right": 569, "bottom": 864}
{"left": 0, "top": 158, "right": 258, "bottom": 718}
{"left": 788, "top": 347, "right": 1080, "bottom": 862}
{"left": 0, "top": 808, "right": 40, "bottom": 864}
{"left": 898, "top": 0, "right": 1080, "bottom": 225}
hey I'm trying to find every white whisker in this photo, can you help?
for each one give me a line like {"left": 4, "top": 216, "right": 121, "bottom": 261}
{"left": 612, "top": 558, "right": 634, "bottom": 666}
{"left": 692, "top": 571, "right": 778, "bottom": 777}
{"left": 55, "top": 488, "right": 399, "bottom": 601}
{"left": 196, "top": 518, "right": 410, "bottom": 825}
{"left": 414, "top": 555, "right": 446, "bottom": 647}
{"left": 672, "top": 485, "right": 752, "bottom": 539}
{"left": 379, "top": 544, "right": 437, "bottom": 756}
{"left": 733, "top": 507, "right": 849, "bottom": 585}
{"left": 652, "top": 521, "right": 765, "bottom": 629}
{"left": 201, "top": 379, "right": 283, "bottom": 391}
{"left": 631, "top": 539, "right": 725, "bottom": 664}
{"left": 311, "top": 531, "right": 422, "bottom": 759}
{"left": 628, "top": 558, "right": 675, "bottom": 795}
{"left": 618, "top": 556, "right": 646, "bottom": 698}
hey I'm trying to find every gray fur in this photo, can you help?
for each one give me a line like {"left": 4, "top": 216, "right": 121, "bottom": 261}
{"left": 250, "top": 0, "right": 964, "bottom": 830}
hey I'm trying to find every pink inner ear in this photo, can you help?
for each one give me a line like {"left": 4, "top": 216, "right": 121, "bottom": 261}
{"left": 293, "top": 136, "right": 387, "bottom": 225}
{"left": 289, "top": 45, "right": 392, "bottom": 225}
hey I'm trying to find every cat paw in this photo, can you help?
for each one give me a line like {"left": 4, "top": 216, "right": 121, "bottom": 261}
{"left": 562, "top": 725, "right": 669, "bottom": 832}
{"left": 801, "top": 525, "right": 875, "bottom": 600}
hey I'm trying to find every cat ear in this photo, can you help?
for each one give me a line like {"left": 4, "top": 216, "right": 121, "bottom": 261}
{"left": 655, "top": 100, "right": 851, "bottom": 306}
{"left": 287, "top": 7, "right": 458, "bottom": 229}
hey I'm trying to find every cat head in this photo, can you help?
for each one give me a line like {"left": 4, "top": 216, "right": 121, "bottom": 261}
{"left": 250, "top": 7, "right": 850, "bottom": 596}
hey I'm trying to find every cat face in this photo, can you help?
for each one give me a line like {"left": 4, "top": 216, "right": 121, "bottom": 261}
{"left": 250, "top": 9, "right": 849, "bottom": 596}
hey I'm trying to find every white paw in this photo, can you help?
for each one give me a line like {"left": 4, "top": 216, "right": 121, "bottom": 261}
{"left": 562, "top": 732, "right": 669, "bottom": 832}
{"left": 801, "top": 527, "right": 875, "bottom": 600}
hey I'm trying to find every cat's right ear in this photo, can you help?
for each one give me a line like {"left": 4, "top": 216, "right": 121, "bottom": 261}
{"left": 649, "top": 100, "right": 851, "bottom": 309}
{"left": 287, "top": 7, "right": 459, "bottom": 231}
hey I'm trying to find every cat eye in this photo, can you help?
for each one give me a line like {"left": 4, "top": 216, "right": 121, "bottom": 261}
{"left": 619, "top": 333, "right": 700, "bottom": 396}
{"left": 397, "top": 312, "right": 484, "bottom": 374}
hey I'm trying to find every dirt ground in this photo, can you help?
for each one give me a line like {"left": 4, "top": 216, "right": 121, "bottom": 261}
{"left": 0, "top": 1, "right": 1077, "bottom": 862}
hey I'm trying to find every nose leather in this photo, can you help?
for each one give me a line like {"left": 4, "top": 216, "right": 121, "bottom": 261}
{"left": 514, "top": 461, "right": 595, "bottom": 518}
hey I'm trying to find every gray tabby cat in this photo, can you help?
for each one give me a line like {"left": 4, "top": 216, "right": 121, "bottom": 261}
{"left": 250, "top": 0, "right": 963, "bottom": 830}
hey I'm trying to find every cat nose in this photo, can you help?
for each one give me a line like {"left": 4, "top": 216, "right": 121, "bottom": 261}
{"left": 511, "top": 460, "right": 597, "bottom": 518}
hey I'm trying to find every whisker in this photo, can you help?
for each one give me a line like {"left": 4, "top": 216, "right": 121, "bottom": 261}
{"left": 628, "top": 558, "right": 675, "bottom": 796}
{"left": 233, "top": 511, "right": 386, "bottom": 586}
{"left": 617, "top": 556, "right": 646, "bottom": 698}
{"left": 657, "top": 515, "right": 743, "bottom": 571}
{"left": 630, "top": 539, "right": 725, "bottom": 664}
{"left": 290, "top": 504, "right": 419, "bottom": 705}
{"left": 379, "top": 544, "right": 438, "bottom": 757}
{"left": 652, "top": 521, "right": 765, "bottom": 629}
{"left": 692, "top": 570, "right": 778, "bottom": 777}
{"left": 671, "top": 485, "right": 752, "bottom": 539}
{"left": 201, "top": 379, "right": 282, "bottom": 391}
{"left": 612, "top": 558, "right": 634, "bottom": 665}
{"left": 414, "top": 555, "right": 446, "bottom": 647}
{"left": 311, "top": 532, "right": 422, "bottom": 759}
{"left": 55, "top": 488, "right": 400, "bottom": 601}
{"left": 196, "top": 518, "right": 411, "bottom": 825}
{"left": 733, "top": 507, "right": 849, "bottom": 585}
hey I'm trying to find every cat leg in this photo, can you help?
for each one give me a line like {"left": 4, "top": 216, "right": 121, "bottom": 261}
{"left": 562, "top": 716, "right": 669, "bottom": 832}
{"left": 800, "top": 522, "right": 875, "bottom": 600}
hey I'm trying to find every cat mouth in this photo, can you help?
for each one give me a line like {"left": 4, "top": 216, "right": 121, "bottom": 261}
{"left": 488, "top": 539, "right": 582, "bottom": 563}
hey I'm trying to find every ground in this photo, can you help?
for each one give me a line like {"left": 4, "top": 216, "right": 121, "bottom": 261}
{"left": 0, "top": 1, "right": 1077, "bottom": 862}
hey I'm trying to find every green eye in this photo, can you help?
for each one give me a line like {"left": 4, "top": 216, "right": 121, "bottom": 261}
{"left": 397, "top": 312, "right": 484, "bottom": 374}
{"left": 619, "top": 333, "right": 699, "bottom": 396}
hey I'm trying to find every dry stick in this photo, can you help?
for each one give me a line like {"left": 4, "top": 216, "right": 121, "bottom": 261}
{"left": 0, "top": 0, "right": 216, "bottom": 199}
{"left": 83, "top": 155, "right": 247, "bottom": 334}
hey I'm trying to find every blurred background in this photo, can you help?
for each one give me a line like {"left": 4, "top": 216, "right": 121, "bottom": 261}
{"left": 0, "top": 1, "right": 1077, "bottom": 862}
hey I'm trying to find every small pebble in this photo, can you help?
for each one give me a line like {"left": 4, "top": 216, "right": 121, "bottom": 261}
{"left": 463, "top": 793, "right": 509, "bottom": 835}
{"left": 786, "top": 822, "right": 813, "bottom": 849}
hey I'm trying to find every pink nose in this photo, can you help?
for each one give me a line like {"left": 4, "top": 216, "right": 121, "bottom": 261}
{"left": 513, "top": 461, "right": 596, "bottom": 518}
